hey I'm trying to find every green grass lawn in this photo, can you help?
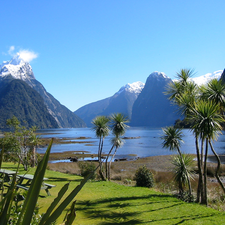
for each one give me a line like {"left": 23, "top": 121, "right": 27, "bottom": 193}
{"left": 2, "top": 162, "right": 225, "bottom": 225}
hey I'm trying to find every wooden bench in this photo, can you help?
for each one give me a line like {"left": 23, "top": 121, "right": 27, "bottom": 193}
{"left": 15, "top": 174, "right": 56, "bottom": 196}
{"left": 16, "top": 184, "right": 29, "bottom": 191}
{"left": 43, "top": 183, "right": 56, "bottom": 196}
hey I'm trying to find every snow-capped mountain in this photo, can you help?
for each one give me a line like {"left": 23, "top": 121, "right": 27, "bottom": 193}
{"left": 0, "top": 54, "right": 35, "bottom": 86}
{"left": 0, "top": 55, "right": 86, "bottom": 128}
{"left": 75, "top": 81, "right": 145, "bottom": 127}
{"left": 173, "top": 70, "right": 223, "bottom": 86}
{"left": 116, "top": 81, "right": 144, "bottom": 96}
{"left": 190, "top": 70, "right": 223, "bottom": 86}
{"left": 148, "top": 71, "right": 168, "bottom": 80}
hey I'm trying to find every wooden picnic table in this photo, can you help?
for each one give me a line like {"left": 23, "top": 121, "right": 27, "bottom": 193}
{"left": 16, "top": 174, "right": 55, "bottom": 196}
{"left": 0, "top": 169, "right": 16, "bottom": 183}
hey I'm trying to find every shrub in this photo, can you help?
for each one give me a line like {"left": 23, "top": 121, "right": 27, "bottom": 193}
{"left": 134, "top": 165, "right": 154, "bottom": 188}
{"left": 79, "top": 162, "right": 96, "bottom": 180}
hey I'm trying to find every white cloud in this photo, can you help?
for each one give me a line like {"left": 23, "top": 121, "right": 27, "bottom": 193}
{"left": 6, "top": 46, "right": 38, "bottom": 63}
{"left": 17, "top": 50, "right": 38, "bottom": 63}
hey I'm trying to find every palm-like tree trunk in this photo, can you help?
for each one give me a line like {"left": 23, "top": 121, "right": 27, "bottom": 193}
{"left": 108, "top": 146, "right": 119, "bottom": 181}
{"left": 98, "top": 137, "right": 106, "bottom": 181}
{"left": 195, "top": 136, "right": 203, "bottom": 203}
{"left": 105, "top": 144, "right": 115, "bottom": 180}
{"left": 209, "top": 140, "right": 225, "bottom": 193}
{"left": 202, "top": 138, "right": 208, "bottom": 205}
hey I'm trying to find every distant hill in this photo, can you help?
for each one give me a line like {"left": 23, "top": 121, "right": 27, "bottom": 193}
{"left": 0, "top": 79, "right": 58, "bottom": 128}
{"left": 0, "top": 55, "right": 86, "bottom": 128}
{"left": 75, "top": 82, "right": 144, "bottom": 127}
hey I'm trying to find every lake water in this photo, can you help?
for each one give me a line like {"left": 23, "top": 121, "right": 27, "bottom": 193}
{"left": 37, "top": 127, "right": 225, "bottom": 163}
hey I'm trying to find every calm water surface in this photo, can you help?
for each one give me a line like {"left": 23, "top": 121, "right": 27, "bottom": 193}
{"left": 37, "top": 127, "right": 225, "bottom": 163}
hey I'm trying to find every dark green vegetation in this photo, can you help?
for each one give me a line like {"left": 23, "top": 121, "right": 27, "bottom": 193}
{"left": 0, "top": 79, "right": 58, "bottom": 128}
{"left": 79, "top": 161, "right": 97, "bottom": 180}
{"left": 134, "top": 165, "right": 154, "bottom": 188}
{"left": 174, "top": 118, "right": 192, "bottom": 128}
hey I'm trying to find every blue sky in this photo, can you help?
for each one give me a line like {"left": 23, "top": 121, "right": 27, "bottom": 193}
{"left": 1, "top": 0, "right": 225, "bottom": 111}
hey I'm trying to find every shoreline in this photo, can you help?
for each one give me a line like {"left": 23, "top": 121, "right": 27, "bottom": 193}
{"left": 46, "top": 150, "right": 225, "bottom": 165}
{"left": 47, "top": 153, "right": 220, "bottom": 176}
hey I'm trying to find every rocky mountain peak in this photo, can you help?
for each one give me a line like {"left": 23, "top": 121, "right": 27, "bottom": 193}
{"left": 116, "top": 81, "right": 144, "bottom": 96}
{"left": 147, "top": 71, "right": 168, "bottom": 81}
{"left": 0, "top": 55, "right": 35, "bottom": 81}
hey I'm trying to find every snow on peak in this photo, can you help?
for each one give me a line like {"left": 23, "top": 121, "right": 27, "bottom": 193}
{"left": 149, "top": 71, "right": 168, "bottom": 79}
{"left": 9, "top": 54, "right": 24, "bottom": 65}
{"left": 117, "top": 81, "right": 145, "bottom": 95}
{"left": 189, "top": 70, "right": 223, "bottom": 86}
{"left": 0, "top": 55, "right": 35, "bottom": 80}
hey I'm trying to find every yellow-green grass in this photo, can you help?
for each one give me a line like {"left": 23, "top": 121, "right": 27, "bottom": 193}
{"left": 2, "top": 162, "right": 225, "bottom": 225}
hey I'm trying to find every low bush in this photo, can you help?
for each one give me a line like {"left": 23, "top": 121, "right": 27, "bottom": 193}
{"left": 134, "top": 165, "right": 154, "bottom": 188}
{"left": 79, "top": 162, "right": 96, "bottom": 180}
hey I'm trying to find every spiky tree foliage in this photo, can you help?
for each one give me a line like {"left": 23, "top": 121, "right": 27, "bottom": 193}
{"left": 172, "top": 154, "right": 195, "bottom": 196}
{"left": 176, "top": 68, "right": 196, "bottom": 85}
{"left": 166, "top": 69, "right": 196, "bottom": 104}
{"left": 110, "top": 113, "right": 129, "bottom": 137}
{"left": 161, "top": 126, "right": 192, "bottom": 197}
{"left": 161, "top": 126, "right": 183, "bottom": 151}
{"left": 200, "top": 79, "right": 225, "bottom": 108}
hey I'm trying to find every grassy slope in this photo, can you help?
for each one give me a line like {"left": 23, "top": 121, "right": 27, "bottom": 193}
{"left": 2, "top": 162, "right": 225, "bottom": 225}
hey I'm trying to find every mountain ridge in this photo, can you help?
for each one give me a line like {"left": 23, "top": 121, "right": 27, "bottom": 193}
{"left": 75, "top": 70, "right": 223, "bottom": 127}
